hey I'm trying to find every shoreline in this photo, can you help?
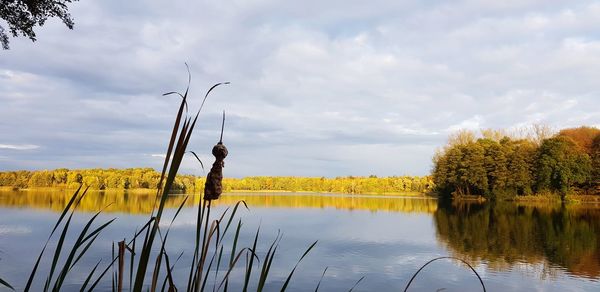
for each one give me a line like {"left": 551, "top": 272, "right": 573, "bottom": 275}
{"left": 450, "top": 193, "right": 600, "bottom": 204}
{"left": 0, "top": 186, "right": 432, "bottom": 197}
{"left": 3, "top": 186, "right": 598, "bottom": 204}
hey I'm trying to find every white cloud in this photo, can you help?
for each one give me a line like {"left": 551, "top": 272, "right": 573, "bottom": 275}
{"left": 0, "top": 0, "right": 599, "bottom": 176}
{"left": 0, "top": 144, "right": 40, "bottom": 150}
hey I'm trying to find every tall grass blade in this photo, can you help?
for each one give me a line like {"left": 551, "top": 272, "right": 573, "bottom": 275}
{"left": 348, "top": 276, "right": 364, "bottom": 292}
{"left": 135, "top": 118, "right": 189, "bottom": 291}
{"left": 112, "top": 242, "right": 116, "bottom": 292}
{"left": 243, "top": 226, "right": 260, "bottom": 292}
{"left": 0, "top": 277, "right": 14, "bottom": 291}
{"left": 54, "top": 217, "right": 116, "bottom": 290}
{"left": 188, "top": 151, "right": 205, "bottom": 171}
{"left": 87, "top": 256, "right": 120, "bottom": 292}
{"left": 44, "top": 186, "right": 90, "bottom": 292}
{"left": 151, "top": 195, "right": 186, "bottom": 292}
{"left": 187, "top": 198, "right": 205, "bottom": 292}
{"left": 257, "top": 232, "right": 281, "bottom": 292}
{"left": 314, "top": 267, "right": 328, "bottom": 292}
{"left": 54, "top": 205, "right": 116, "bottom": 290}
{"left": 280, "top": 240, "right": 318, "bottom": 292}
{"left": 163, "top": 251, "right": 177, "bottom": 292}
{"left": 80, "top": 260, "right": 101, "bottom": 292}
{"left": 213, "top": 245, "right": 224, "bottom": 292}
{"left": 161, "top": 251, "right": 184, "bottom": 292}
{"left": 150, "top": 246, "right": 164, "bottom": 292}
{"left": 216, "top": 248, "right": 252, "bottom": 291}
{"left": 129, "top": 229, "right": 136, "bottom": 292}
{"left": 402, "top": 256, "right": 486, "bottom": 292}
{"left": 200, "top": 249, "right": 216, "bottom": 292}
{"left": 52, "top": 184, "right": 84, "bottom": 235}
{"left": 24, "top": 185, "right": 83, "bottom": 292}
{"left": 198, "top": 217, "right": 222, "bottom": 292}
{"left": 222, "top": 201, "right": 248, "bottom": 241}
{"left": 224, "top": 219, "right": 242, "bottom": 292}
{"left": 195, "top": 200, "right": 212, "bottom": 291}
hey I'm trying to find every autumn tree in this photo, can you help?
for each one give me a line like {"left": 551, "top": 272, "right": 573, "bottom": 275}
{"left": 558, "top": 126, "right": 600, "bottom": 154}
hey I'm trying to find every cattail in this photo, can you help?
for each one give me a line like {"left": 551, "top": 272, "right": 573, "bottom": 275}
{"left": 204, "top": 111, "right": 228, "bottom": 201}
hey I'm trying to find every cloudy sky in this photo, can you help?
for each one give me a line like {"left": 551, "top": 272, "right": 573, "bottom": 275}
{"left": 1, "top": 0, "right": 599, "bottom": 177}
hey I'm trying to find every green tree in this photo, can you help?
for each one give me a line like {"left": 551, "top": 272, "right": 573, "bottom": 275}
{"left": 459, "top": 142, "right": 488, "bottom": 197}
{"left": 535, "top": 136, "right": 592, "bottom": 197}
{"left": 0, "top": 0, "right": 79, "bottom": 49}
{"left": 505, "top": 139, "right": 536, "bottom": 196}
{"left": 478, "top": 139, "right": 509, "bottom": 196}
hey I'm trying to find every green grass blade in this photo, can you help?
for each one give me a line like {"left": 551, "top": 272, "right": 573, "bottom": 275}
{"left": 280, "top": 240, "right": 318, "bottom": 292}
{"left": 161, "top": 251, "right": 183, "bottom": 292}
{"left": 213, "top": 245, "right": 224, "bottom": 292}
{"left": 0, "top": 276, "right": 14, "bottom": 291}
{"left": 217, "top": 248, "right": 252, "bottom": 291}
{"left": 150, "top": 249, "right": 163, "bottom": 292}
{"left": 200, "top": 82, "right": 229, "bottom": 113}
{"left": 348, "top": 276, "right": 365, "bottom": 292}
{"left": 24, "top": 185, "right": 83, "bottom": 292}
{"left": 314, "top": 267, "right": 328, "bottom": 292}
{"left": 69, "top": 217, "right": 115, "bottom": 272}
{"left": 188, "top": 151, "right": 205, "bottom": 171}
{"left": 129, "top": 228, "right": 137, "bottom": 292}
{"left": 46, "top": 186, "right": 91, "bottom": 290}
{"left": 112, "top": 242, "right": 115, "bottom": 292}
{"left": 136, "top": 80, "right": 227, "bottom": 291}
{"left": 136, "top": 84, "right": 190, "bottom": 291}
{"left": 24, "top": 244, "right": 48, "bottom": 292}
{"left": 80, "top": 260, "right": 101, "bottom": 292}
{"left": 87, "top": 256, "right": 119, "bottom": 292}
{"left": 187, "top": 199, "right": 206, "bottom": 292}
{"left": 44, "top": 210, "right": 76, "bottom": 291}
{"left": 224, "top": 219, "right": 242, "bottom": 292}
{"left": 154, "top": 88, "right": 188, "bottom": 210}
{"left": 200, "top": 249, "right": 216, "bottom": 292}
{"left": 221, "top": 201, "right": 248, "bottom": 241}
{"left": 243, "top": 226, "right": 260, "bottom": 292}
{"left": 257, "top": 233, "right": 281, "bottom": 292}
{"left": 229, "top": 220, "right": 242, "bottom": 268}
{"left": 51, "top": 184, "right": 83, "bottom": 236}
{"left": 71, "top": 233, "right": 100, "bottom": 272}
{"left": 54, "top": 207, "right": 115, "bottom": 289}
{"left": 163, "top": 250, "right": 177, "bottom": 292}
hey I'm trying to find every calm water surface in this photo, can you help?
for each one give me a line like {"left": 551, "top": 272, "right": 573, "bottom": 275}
{"left": 0, "top": 190, "right": 599, "bottom": 291}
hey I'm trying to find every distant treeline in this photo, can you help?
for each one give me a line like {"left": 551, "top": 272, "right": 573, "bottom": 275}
{"left": 0, "top": 168, "right": 433, "bottom": 194}
{"left": 432, "top": 126, "right": 600, "bottom": 200}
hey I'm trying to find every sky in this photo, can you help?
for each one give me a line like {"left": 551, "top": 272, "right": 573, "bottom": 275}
{"left": 1, "top": 0, "right": 599, "bottom": 177}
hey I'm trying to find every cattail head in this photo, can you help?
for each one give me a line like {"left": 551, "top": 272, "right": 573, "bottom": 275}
{"left": 212, "top": 142, "right": 228, "bottom": 159}
{"left": 204, "top": 142, "right": 228, "bottom": 201}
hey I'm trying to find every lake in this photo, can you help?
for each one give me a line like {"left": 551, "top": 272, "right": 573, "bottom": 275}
{"left": 0, "top": 190, "right": 599, "bottom": 291}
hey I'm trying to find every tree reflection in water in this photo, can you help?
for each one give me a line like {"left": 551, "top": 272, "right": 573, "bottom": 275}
{"left": 434, "top": 201, "right": 600, "bottom": 279}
